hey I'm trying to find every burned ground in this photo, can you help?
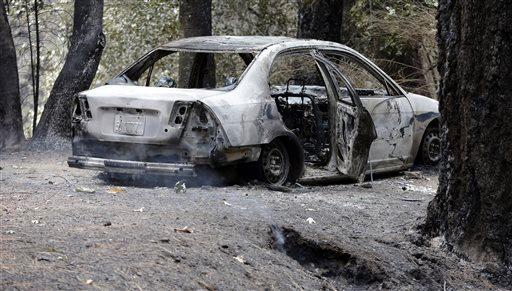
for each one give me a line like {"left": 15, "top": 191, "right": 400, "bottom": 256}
{"left": 0, "top": 150, "right": 502, "bottom": 290}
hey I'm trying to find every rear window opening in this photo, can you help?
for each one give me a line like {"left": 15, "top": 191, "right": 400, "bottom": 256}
{"left": 117, "top": 49, "right": 253, "bottom": 91}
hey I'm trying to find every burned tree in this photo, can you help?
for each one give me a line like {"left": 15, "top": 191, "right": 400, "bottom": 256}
{"left": 178, "top": 0, "right": 215, "bottom": 88}
{"left": 424, "top": 0, "right": 512, "bottom": 280}
{"left": 0, "top": 0, "right": 24, "bottom": 149}
{"left": 297, "top": 0, "right": 347, "bottom": 42}
{"left": 32, "top": 0, "right": 105, "bottom": 147}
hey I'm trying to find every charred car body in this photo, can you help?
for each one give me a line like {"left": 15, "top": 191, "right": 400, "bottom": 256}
{"left": 68, "top": 36, "right": 440, "bottom": 185}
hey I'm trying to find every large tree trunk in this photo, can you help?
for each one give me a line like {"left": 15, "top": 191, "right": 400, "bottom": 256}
{"left": 31, "top": 0, "right": 105, "bottom": 148}
{"left": 424, "top": 0, "right": 512, "bottom": 277}
{"left": 178, "top": 0, "right": 215, "bottom": 88}
{"left": 0, "top": 1, "right": 24, "bottom": 149}
{"left": 297, "top": 0, "right": 344, "bottom": 42}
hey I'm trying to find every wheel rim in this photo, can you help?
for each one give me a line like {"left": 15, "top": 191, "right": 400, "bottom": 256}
{"left": 425, "top": 132, "right": 441, "bottom": 163}
{"left": 263, "top": 148, "right": 286, "bottom": 184}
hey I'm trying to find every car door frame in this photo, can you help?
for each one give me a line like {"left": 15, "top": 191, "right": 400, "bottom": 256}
{"left": 319, "top": 49, "right": 416, "bottom": 172}
{"left": 312, "top": 50, "right": 377, "bottom": 181}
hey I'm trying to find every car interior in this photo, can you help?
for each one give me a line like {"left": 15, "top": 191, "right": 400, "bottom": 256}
{"left": 269, "top": 52, "right": 332, "bottom": 166}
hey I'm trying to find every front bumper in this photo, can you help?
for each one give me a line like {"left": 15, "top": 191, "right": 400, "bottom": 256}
{"left": 67, "top": 156, "right": 196, "bottom": 176}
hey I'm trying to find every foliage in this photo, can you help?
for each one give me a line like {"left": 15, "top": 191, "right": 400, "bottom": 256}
{"left": 94, "top": 0, "right": 180, "bottom": 86}
{"left": 345, "top": 0, "right": 438, "bottom": 95}
{"left": 7, "top": 0, "right": 72, "bottom": 137}
{"left": 213, "top": 0, "right": 297, "bottom": 37}
{"left": 7, "top": 0, "right": 437, "bottom": 136}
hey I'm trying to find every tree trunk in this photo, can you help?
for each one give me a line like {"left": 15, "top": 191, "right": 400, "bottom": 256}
{"left": 297, "top": 0, "right": 344, "bottom": 42}
{"left": 31, "top": 0, "right": 105, "bottom": 148}
{"left": 424, "top": 0, "right": 512, "bottom": 279}
{"left": 0, "top": 1, "right": 24, "bottom": 149}
{"left": 178, "top": 0, "right": 215, "bottom": 88}
{"left": 34, "top": 0, "right": 41, "bottom": 135}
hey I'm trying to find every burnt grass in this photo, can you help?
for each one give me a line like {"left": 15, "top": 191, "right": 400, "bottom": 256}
{"left": 0, "top": 150, "right": 502, "bottom": 290}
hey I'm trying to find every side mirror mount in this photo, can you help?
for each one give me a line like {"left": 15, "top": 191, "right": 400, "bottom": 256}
{"left": 154, "top": 76, "right": 177, "bottom": 88}
{"left": 224, "top": 77, "right": 237, "bottom": 86}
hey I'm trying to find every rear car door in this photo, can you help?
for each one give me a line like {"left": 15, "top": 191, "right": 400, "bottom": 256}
{"left": 314, "top": 53, "right": 377, "bottom": 181}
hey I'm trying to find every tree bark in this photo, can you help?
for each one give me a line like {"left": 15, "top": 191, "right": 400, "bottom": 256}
{"left": 0, "top": 1, "right": 24, "bottom": 149}
{"left": 424, "top": 0, "right": 512, "bottom": 279}
{"left": 297, "top": 0, "right": 344, "bottom": 42}
{"left": 31, "top": 0, "right": 105, "bottom": 148}
{"left": 34, "top": 0, "right": 41, "bottom": 135}
{"left": 178, "top": 0, "right": 215, "bottom": 88}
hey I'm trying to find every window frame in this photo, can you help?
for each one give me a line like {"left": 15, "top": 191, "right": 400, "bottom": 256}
{"left": 320, "top": 49, "right": 404, "bottom": 98}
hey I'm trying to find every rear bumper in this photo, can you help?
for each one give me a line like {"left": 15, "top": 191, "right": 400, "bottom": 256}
{"left": 67, "top": 156, "right": 196, "bottom": 176}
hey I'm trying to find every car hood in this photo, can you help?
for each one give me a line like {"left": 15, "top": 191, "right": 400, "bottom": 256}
{"left": 406, "top": 93, "right": 439, "bottom": 114}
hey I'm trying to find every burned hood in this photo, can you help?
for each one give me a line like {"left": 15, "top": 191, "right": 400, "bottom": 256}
{"left": 406, "top": 93, "right": 439, "bottom": 116}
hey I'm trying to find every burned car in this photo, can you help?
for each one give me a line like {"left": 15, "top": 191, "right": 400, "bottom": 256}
{"left": 68, "top": 36, "right": 440, "bottom": 185}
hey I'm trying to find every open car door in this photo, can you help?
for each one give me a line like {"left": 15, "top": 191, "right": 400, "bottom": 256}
{"left": 314, "top": 52, "right": 377, "bottom": 181}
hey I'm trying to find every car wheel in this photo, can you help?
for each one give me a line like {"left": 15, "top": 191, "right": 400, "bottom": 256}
{"left": 257, "top": 140, "right": 290, "bottom": 186}
{"left": 420, "top": 127, "right": 441, "bottom": 165}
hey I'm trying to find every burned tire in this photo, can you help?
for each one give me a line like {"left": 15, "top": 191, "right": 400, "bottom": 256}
{"left": 419, "top": 127, "right": 441, "bottom": 165}
{"left": 256, "top": 140, "right": 291, "bottom": 186}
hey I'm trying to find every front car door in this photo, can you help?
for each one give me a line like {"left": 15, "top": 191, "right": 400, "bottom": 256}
{"left": 313, "top": 52, "right": 377, "bottom": 181}
{"left": 321, "top": 51, "right": 415, "bottom": 172}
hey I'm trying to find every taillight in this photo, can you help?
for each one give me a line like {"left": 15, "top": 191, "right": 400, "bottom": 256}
{"left": 74, "top": 95, "right": 92, "bottom": 120}
{"left": 169, "top": 101, "right": 192, "bottom": 126}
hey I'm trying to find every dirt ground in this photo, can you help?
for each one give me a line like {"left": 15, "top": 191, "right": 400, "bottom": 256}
{"left": 0, "top": 150, "right": 505, "bottom": 290}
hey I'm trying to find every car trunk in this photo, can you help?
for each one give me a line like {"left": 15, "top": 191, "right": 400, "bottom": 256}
{"left": 77, "top": 85, "right": 223, "bottom": 145}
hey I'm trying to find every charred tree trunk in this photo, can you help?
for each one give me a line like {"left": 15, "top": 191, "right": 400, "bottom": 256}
{"left": 297, "top": 0, "right": 344, "bottom": 42}
{"left": 34, "top": 0, "right": 41, "bottom": 134}
{"left": 424, "top": 0, "right": 512, "bottom": 279}
{"left": 31, "top": 0, "right": 105, "bottom": 148}
{"left": 178, "top": 0, "right": 215, "bottom": 88}
{"left": 0, "top": 1, "right": 24, "bottom": 149}
{"left": 24, "top": 0, "right": 36, "bottom": 134}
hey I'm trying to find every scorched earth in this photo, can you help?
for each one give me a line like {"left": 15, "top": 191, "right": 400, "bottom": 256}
{"left": 0, "top": 150, "right": 499, "bottom": 290}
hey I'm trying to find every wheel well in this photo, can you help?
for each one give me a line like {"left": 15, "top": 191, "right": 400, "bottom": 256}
{"left": 426, "top": 118, "right": 440, "bottom": 132}
{"left": 273, "top": 134, "right": 305, "bottom": 182}
{"left": 415, "top": 118, "right": 440, "bottom": 163}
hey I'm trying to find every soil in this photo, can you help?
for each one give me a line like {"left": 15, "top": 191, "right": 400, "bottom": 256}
{"left": 0, "top": 150, "right": 505, "bottom": 290}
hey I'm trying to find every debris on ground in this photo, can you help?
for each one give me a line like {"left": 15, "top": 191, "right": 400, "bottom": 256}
{"left": 74, "top": 186, "right": 95, "bottom": 193}
{"left": 357, "top": 182, "right": 373, "bottom": 188}
{"left": 174, "top": 226, "right": 193, "bottom": 233}
{"left": 197, "top": 281, "right": 216, "bottom": 291}
{"left": 174, "top": 181, "right": 187, "bottom": 193}
{"left": 266, "top": 184, "right": 292, "bottom": 192}
{"left": 404, "top": 171, "right": 424, "bottom": 180}
{"left": 306, "top": 217, "right": 316, "bottom": 224}
{"left": 84, "top": 279, "right": 93, "bottom": 285}
{"left": 399, "top": 183, "right": 435, "bottom": 194}
{"left": 400, "top": 198, "right": 424, "bottom": 202}
{"left": 106, "top": 187, "right": 125, "bottom": 194}
{"left": 233, "top": 255, "right": 248, "bottom": 264}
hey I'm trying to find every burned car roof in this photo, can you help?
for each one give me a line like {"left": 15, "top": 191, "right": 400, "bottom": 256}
{"left": 160, "top": 35, "right": 344, "bottom": 53}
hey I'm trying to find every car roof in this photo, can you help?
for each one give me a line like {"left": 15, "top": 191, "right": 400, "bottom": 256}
{"left": 160, "top": 35, "right": 346, "bottom": 53}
